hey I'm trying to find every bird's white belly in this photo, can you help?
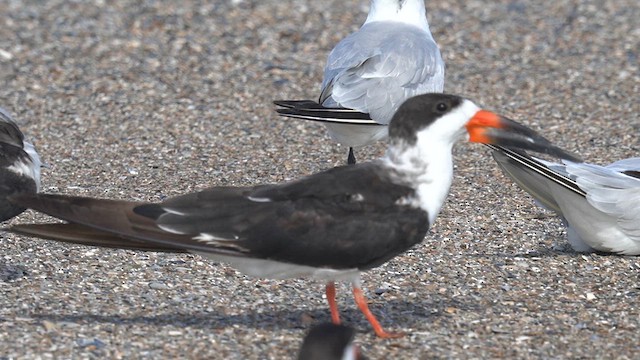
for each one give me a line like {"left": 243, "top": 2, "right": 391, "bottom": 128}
{"left": 193, "top": 251, "right": 361, "bottom": 282}
{"left": 324, "top": 123, "right": 389, "bottom": 148}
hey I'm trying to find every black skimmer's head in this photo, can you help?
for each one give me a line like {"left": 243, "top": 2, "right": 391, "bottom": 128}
{"left": 298, "top": 323, "right": 364, "bottom": 360}
{"left": 6, "top": 93, "right": 574, "bottom": 338}
{"left": 274, "top": 0, "right": 444, "bottom": 165}
{"left": 386, "top": 94, "right": 578, "bottom": 159}
{"left": 491, "top": 146, "right": 640, "bottom": 255}
{"left": 0, "top": 107, "right": 41, "bottom": 221}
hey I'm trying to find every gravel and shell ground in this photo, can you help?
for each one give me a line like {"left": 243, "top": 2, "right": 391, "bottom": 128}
{"left": 0, "top": 0, "right": 638, "bottom": 358}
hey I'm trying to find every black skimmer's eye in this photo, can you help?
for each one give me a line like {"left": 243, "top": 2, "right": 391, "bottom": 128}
{"left": 435, "top": 102, "right": 448, "bottom": 112}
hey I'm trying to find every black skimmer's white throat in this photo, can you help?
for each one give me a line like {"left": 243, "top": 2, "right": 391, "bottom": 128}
{"left": 490, "top": 146, "right": 640, "bottom": 255}
{"left": 298, "top": 323, "right": 364, "bottom": 360}
{"left": 275, "top": 0, "right": 444, "bottom": 165}
{"left": 7, "top": 94, "right": 576, "bottom": 338}
{"left": 0, "top": 107, "right": 41, "bottom": 221}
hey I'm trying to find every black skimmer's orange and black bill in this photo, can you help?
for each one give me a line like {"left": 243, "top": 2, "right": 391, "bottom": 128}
{"left": 275, "top": 0, "right": 444, "bottom": 165}
{"left": 297, "top": 323, "right": 364, "bottom": 360}
{"left": 490, "top": 145, "right": 640, "bottom": 255}
{"left": 0, "top": 107, "right": 41, "bottom": 222}
{"left": 7, "top": 94, "right": 577, "bottom": 338}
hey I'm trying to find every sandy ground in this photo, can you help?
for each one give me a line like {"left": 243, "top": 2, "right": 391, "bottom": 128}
{"left": 0, "top": 0, "right": 638, "bottom": 358}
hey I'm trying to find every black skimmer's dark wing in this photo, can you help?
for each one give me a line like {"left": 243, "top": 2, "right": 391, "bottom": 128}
{"left": 8, "top": 93, "right": 578, "bottom": 337}
{"left": 274, "top": 0, "right": 444, "bottom": 165}
{"left": 298, "top": 323, "right": 364, "bottom": 360}
{"left": 490, "top": 145, "right": 640, "bottom": 255}
{"left": 11, "top": 162, "right": 427, "bottom": 270}
{"left": 0, "top": 107, "right": 41, "bottom": 221}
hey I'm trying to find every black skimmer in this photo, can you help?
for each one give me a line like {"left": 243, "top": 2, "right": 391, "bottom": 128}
{"left": 490, "top": 145, "right": 639, "bottom": 255}
{"left": 7, "top": 94, "right": 576, "bottom": 337}
{"left": 275, "top": 0, "right": 444, "bottom": 165}
{"left": 298, "top": 323, "right": 364, "bottom": 360}
{"left": 0, "top": 107, "right": 41, "bottom": 221}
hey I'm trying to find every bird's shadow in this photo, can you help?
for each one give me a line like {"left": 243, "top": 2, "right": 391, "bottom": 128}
{"left": 478, "top": 246, "right": 634, "bottom": 259}
{"left": 27, "top": 297, "right": 476, "bottom": 333}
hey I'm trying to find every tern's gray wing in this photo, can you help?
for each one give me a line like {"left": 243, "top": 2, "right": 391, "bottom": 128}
{"left": 566, "top": 161, "right": 640, "bottom": 245}
{"left": 491, "top": 146, "right": 640, "bottom": 254}
{"left": 320, "top": 22, "right": 444, "bottom": 124}
{"left": 489, "top": 147, "right": 599, "bottom": 252}
{"left": 605, "top": 157, "right": 640, "bottom": 178}
{"left": 489, "top": 146, "right": 583, "bottom": 214}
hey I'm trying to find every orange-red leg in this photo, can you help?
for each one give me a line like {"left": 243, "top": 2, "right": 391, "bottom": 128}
{"left": 352, "top": 285, "right": 404, "bottom": 338}
{"left": 325, "top": 282, "right": 341, "bottom": 324}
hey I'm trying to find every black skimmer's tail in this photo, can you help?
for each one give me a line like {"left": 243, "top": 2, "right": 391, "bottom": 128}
{"left": 275, "top": 0, "right": 445, "bottom": 165}
{"left": 0, "top": 107, "right": 41, "bottom": 221}
{"left": 297, "top": 323, "right": 364, "bottom": 360}
{"left": 490, "top": 145, "right": 640, "bottom": 255}
{"left": 8, "top": 93, "right": 576, "bottom": 337}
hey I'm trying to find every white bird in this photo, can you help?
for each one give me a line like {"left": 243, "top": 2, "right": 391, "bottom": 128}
{"left": 490, "top": 145, "right": 640, "bottom": 255}
{"left": 0, "top": 107, "right": 41, "bottom": 221}
{"left": 275, "top": 0, "right": 444, "bottom": 164}
{"left": 8, "top": 94, "right": 576, "bottom": 337}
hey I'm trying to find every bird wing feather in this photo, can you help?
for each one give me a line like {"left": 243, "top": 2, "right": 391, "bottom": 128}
{"left": 320, "top": 22, "right": 444, "bottom": 124}
{"left": 566, "top": 161, "right": 640, "bottom": 241}
{"left": 9, "top": 162, "right": 429, "bottom": 269}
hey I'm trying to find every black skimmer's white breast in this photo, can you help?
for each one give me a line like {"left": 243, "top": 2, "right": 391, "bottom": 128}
{"left": 275, "top": 0, "right": 444, "bottom": 164}
{"left": 491, "top": 146, "right": 640, "bottom": 255}
{"left": 7, "top": 94, "right": 576, "bottom": 337}
{"left": 298, "top": 323, "right": 363, "bottom": 360}
{"left": 0, "top": 107, "right": 41, "bottom": 221}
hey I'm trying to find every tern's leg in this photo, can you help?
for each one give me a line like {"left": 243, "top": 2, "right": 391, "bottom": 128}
{"left": 352, "top": 285, "right": 403, "bottom": 338}
{"left": 325, "top": 282, "right": 341, "bottom": 324}
{"left": 347, "top": 147, "right": 356, "bottom": 165}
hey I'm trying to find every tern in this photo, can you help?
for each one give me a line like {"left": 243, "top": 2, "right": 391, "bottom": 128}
{"left": 275, "top": 0, "right": 444, "bottom": 164}
{"left": 0, "top": 107, "right": 41, "bottom": 221}
{"left": 490, "top": 145, "right": 640, "bottom": 255}
{"left": 7, "top": 94, "right": 576, "bottom": 337}
{"left": 298, "top": 323, "right": 364, "bottom": 360}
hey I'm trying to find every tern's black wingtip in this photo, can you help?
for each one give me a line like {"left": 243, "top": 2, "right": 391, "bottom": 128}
{"left": 274, "top": 108, "right": 298, "bottom": 118}
{"left": 273, "top": 100, "right": 320, "bottom": 109}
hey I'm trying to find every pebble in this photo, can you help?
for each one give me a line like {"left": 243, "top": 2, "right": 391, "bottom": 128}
{"left": 148, "top": 281, "right": 169, "bottom": 290}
